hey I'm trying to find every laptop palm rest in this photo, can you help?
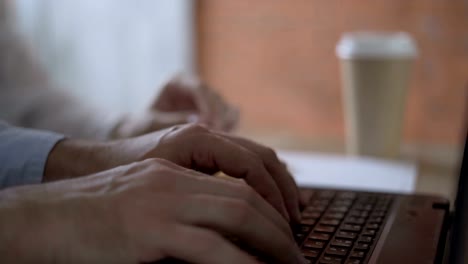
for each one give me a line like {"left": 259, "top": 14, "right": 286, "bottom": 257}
{"left": 369, "top": 194, "right": 449, "bottom": 264}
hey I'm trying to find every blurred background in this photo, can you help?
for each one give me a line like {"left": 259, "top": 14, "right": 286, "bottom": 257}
{"left": 9, "top": 0, "right": 468, "bottom": 198}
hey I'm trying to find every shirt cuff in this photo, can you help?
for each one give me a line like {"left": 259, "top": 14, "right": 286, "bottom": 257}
{"left": 0, "top": 125, "right": 65, "bottom": 189}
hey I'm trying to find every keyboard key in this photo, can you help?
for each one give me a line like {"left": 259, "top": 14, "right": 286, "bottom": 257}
{"left": 312, "top": 199, "right": 331, "bottom": 206}
{"left": 355, "top": 243, "right": 370, "bottom": 251}
{"left": 319, "top": 260, "right": 342, "bottom": 264}
{"left": 345, "top": 217, "right": 365, "bottom": 225}
{"left": 361, "top": 229, "right": 376, "bottom": 237}
{"left": 301, "top": 219, "right": 317, "bottom": 226}
{"left": 332, "top": 200, "right": 353, "bottom": 207}
{"left": 303, "top": 211, "right": 321, "bottom": 219}
{"left": 328, "top": 206, "right": 349, "bottom": 213}
{"left": 346, "top": 259, "right": 362, "bottom": 264}
{"left": 317, "top": 190, "right": 336, "bottom": 199}
{"left": 366, "top": 224, "right": 379, "bottom": 230}
{"left": 354, "top": 204, "right": 373, "bottom": 211}
{"left": 368, "top": 217, "right": 383, "bottom": 224}
{"left": 326, "top": 247, "right": 348, "bottom": 256}
{"left": 321, "top": 219, "right": 340, "bottom": 226}
{"left": 324, "top": 212, "right": 345, "bottom": 220}
{"left": 336, "top": 192, "right": 357, "bottom": 199}
{"left": 341, "top": 224, "right": 362, "bottom": 232}
{"left": 314, "top": 225, "right": 336, "bottom": 233}
{"left": 349, "top": 210, "right": 369, "bottom": 218}
{"left": 350, "top": 250, "right": 366, "bottom": 259}
{"left": 320, "top": 255, "right": 344, "bottom": 264}
{"left": 303, "top": 240, "right": 326, "bottom": 249}
{"left": 358, "top": 236, "right": 373, "bottom": 243}
{"left": 303, "top": 248, "right": 320, "bottom": 259}
{"left": 375, "top": 202, "right": 390, "bottom": 208}
{"left": 373, "top": 209, "right": 387, "bottom": 214}
{"left": 371, "top": 211, "right": 386, "bottom": 217}
{"left": 309, "top": 232, "right": 331, "bottom": 241}
{"left": 310, "top": 205, "right": 327, "bottom": 212}
{"left": 330, "top": 238, "right": 353, "bottom": 247}
{"left": 336, "top": 231, "right": 357, "bottom": 239}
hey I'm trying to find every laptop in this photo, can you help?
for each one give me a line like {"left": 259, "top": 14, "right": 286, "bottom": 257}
{"left": 158, "top": 128, "right": 466, "bottom": 264}
{"left": 158, "top": 126, "right": 467, "bottom": 264}
{"left": 287, "top": 119, "right": 467, "bottom": 263}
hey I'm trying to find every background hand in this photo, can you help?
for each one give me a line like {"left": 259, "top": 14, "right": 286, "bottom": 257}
{"left": 112, "top": 74, "right": 239, "bottom": 138}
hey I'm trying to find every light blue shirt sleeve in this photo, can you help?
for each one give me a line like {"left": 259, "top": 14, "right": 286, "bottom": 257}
{"left": 0, "top": 121, "right": 65, "bottom": 189}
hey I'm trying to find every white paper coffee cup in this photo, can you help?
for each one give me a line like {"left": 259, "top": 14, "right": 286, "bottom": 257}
{"left": 336, "top": 32, "right": 418, "bottom": 159}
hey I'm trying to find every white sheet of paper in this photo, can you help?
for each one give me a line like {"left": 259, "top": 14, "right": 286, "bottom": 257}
{"left": 278, "top": 150, "right": 417, "bottom": 193}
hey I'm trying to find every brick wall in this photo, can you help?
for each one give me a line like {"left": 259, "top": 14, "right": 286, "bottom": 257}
{"left": 197, "top": 1, "right": 468, "bottom": 149}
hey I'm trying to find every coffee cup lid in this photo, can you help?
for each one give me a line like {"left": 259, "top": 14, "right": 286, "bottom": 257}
{"left": 336, "top": 32, "right": 418, "bottom": 59}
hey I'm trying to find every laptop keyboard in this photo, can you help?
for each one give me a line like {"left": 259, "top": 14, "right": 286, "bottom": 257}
{"left": 294, "top": 190, "right": 394, "bottom": 264}
{"left": 157, "top": 189, "right": 395, "bottom": 264}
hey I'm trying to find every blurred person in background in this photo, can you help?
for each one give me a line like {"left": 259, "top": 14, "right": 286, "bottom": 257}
{"left": 0, "top": 0, "right": 239, "bottom": 140}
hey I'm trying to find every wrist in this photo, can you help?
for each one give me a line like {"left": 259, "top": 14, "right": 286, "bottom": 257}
{"left": 43, "top": 139, "right": 121, "bottom": 181}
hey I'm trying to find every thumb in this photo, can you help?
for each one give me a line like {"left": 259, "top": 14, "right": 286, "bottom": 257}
{"left": 112, "top": 112, "right": 201, "bottom": 139}
{"left": 153, "top": 111, "right": 200, "bottom": 128}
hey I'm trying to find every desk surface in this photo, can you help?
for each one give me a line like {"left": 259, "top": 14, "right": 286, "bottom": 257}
{"left": 278, "top": 150, "right": 417, "bottom": 194}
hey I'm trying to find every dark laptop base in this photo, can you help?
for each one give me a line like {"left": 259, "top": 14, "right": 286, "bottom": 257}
{"left": 363, "top": 191, "right": 449, "bottom": 264}
{"left": 156, "top": 188, "right": 450, "bottom": 264}
{"left": 293, "top": 188, "right": 449, "bottom": 264}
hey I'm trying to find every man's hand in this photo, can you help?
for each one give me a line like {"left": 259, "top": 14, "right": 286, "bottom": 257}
{"left": 45, "top": 124, "right": 301, "bottom": 223}
{"left": 112, "top": 74, "right": 239, "bottom": 138}
{"left": 1, "top": 159, "right": 306, "bottom": 264}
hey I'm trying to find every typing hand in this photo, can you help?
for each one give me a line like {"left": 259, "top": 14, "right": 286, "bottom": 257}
{"left": 0, "top": 159, "right": 306, "bottom": 264}
{"left": 121, "top": 124, "right": 302, "bottom": 223}
{"left": 45, "top": 124, "right": 301, "bottom": 224}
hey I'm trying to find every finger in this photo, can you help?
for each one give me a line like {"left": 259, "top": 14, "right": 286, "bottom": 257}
{"left": 193, "top": 85, "right": 231, "bottom": 131}
{"left": 209, "top": 92, "right": 228, "bottom": 131}
{"left": 151, "top": 74, "right": 199, "bottom": 112}
{"left": 176, "top": 195, "right": 305, "bottom": 264}
{"left": 163, "top": 167, "right": 292, "bottom": 239}
{"left": 192, "top": 81, "right": 215, "bottom": 122}
{"left": 222, "top": 106, "right": 240, "bottom": 132}
{"left": 282, "top": 160, "right": 308, "bottom": 208}
{"left": 220, "top": 134, "right": 302, "bottom": 223}
{"left": 190, "top": 133, "right": 290, "bottom": 221}
{"left": 158, "top": 224, "right": 259, "bottom": 264}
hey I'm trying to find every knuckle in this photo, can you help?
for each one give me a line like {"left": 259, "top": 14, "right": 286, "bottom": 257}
{"left": 263, "top": 147, "right": 279, "bottom": 161}
{"left": 140, "top": 158, "right": 161, "bottom": 167}
{"left": 152, "top": 169, "right": 176, "bottom": 187}
{"left": 237, "top": 184, "right": 258, "bottom": 204}
{"left": 191, "top": 230, "right": 222, "bottom": 255}
{"left": 246, "top": 153, "right": 264, "bottom": 169}
{"left": 229, "top": 200, "right": 254, "bottom": 227}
